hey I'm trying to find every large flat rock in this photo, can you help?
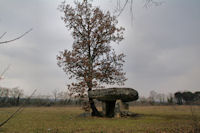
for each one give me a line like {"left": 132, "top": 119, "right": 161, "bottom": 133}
{"left": 88, "top": 88, "right": 138, "bottom": 102}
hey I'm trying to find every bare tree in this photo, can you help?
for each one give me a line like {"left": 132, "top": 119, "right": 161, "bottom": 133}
{"left": 0, "top": 87, "right": 9, "bottom": 98}
{"left": 10, "top": 87, "right": 24, "bottom": 106}
{"left": 52, "top": 89, "right": 58, "bottom": 102}
{"left": 148, "top": 90, "right": 157, "bottom": 104}
{"left": 167, "top": 93, "right": 174, "bottom": 105}
{"left": 10, "top": 87, "right": 23, "bottom": 98}
{"left": 57, "top": 0, "right": 126, "bottom": 116}
{"left": 156, "top": 93, "right": 165, "bottom": 104}
{"left": 0, "top": 87, "right": 9, "bottom": 105}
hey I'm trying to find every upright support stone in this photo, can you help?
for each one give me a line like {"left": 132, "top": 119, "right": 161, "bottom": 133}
{"left": 102, "top": 101, "right": 106, "bottom": 116}
{"left": 114, "top": 100, "right": 129, "bottom": 117}
{"left": 115, "top": 100, "right": 121, "bottom": 118}
{"left": 105, "top": 101, "right": 116, "bottom": 117}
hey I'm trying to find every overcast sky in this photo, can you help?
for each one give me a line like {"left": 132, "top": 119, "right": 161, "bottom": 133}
{"left": 0, "top": 0, "right": 199, "bottom": 97}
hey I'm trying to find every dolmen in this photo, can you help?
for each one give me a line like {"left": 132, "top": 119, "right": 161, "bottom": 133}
{"left": 88, "top": 87, "right": 138, "bottom": 117}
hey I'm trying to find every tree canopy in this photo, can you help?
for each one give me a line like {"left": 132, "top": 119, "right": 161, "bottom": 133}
{"left": 57, "top": 0, "right": 126, "bottom": 96}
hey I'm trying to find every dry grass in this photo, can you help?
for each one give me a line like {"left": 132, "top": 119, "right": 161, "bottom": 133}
{"left": 0, "top": 105, "right": 200, "bottom": 133}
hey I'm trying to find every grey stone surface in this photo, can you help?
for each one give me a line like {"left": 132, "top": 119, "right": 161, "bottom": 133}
{"left": 88, "top": 88, "right": 139, "bottom": 102}
{"left": 120, "top": 111, "right": 138, "bottom": 117}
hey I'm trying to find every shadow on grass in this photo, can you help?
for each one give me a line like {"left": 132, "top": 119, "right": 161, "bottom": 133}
{"left": 153, "top": 114, "right": 198, "bottom": 122}
{"left": 78, "top": 112, "right": 143, "bottom": 119}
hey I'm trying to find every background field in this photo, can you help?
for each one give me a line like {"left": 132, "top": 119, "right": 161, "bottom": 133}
{"left": 0, "top": 106, "right": 200, "bottom": 133}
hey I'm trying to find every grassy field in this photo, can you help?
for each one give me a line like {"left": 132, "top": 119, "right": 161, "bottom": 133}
{"left": 0, "top": 105, "right": 200, "bottom": 133}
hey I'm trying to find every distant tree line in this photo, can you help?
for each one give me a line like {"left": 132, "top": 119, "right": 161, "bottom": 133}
{"left": 136, "top": 90, "right": 200, "bottom": 106}
{"left": 174, "top": 91, "right": 200, "bottom": 105}
{"left": 0, "top": 87, "right": 23, "bottom": 106}
{"left": 135, "top": 91, "right": 175, "bottom": 106}
{"left": 0, "top": 87, "right": 83, "bottom": 107}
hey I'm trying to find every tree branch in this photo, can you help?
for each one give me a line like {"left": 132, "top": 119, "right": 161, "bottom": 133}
{"left": 0, "top": 28, "right": 32, "bottom": 44}
{"left": 116, "top": 0, "right": 128, "bottom": 17}
{"left": 144, "top": 0, "right": 164, "bottom": 8}
{"left": 0, "top": 65, "right": 10, "bottom": 81}
{"left": 0, "top": 32, "right": 7, "bottom": 40}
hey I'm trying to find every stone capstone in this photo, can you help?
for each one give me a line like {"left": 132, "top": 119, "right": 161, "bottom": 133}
{"left": 88, "top": 87, "right": 138, "bottom": 102}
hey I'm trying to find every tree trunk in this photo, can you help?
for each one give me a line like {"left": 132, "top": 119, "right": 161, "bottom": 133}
{"left": 89, "top": 98, "right": 102, "bottom": 116}
{"left": 16, "top": 96, "right": 20, "bottom": 106}
{"left": 88, "top": 88, "right": 102, "bottom": 117}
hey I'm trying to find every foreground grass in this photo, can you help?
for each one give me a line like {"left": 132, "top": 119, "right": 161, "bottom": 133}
{"left": 0, "top": 106, "right": 200, "bottom": 133}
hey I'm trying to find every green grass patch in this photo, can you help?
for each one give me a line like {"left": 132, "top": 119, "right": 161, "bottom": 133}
{"left": 0, "top": 106, "right": 199, "bottom": 133}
